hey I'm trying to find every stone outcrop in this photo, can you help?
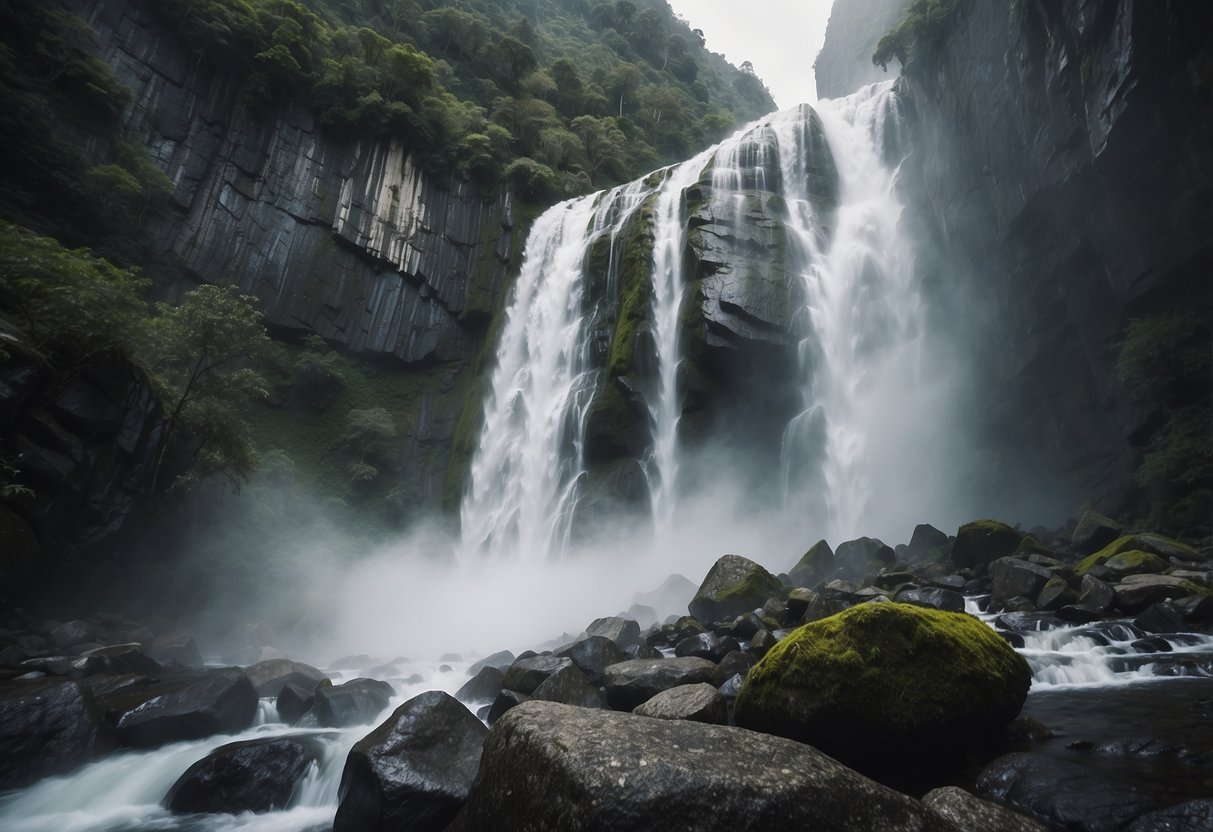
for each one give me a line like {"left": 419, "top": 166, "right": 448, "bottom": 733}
{"left": 814, "top": 0, "right": 913, "bottom": 100}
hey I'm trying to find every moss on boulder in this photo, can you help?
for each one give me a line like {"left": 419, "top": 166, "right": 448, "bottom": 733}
{"left": 952, "top": 519, "right": 1023, "bottom": 569}
{"left": 788, "top": 539, "right": 834, "bottom": 587}
{"left": 734, "top": 603, "right": 1031, "bottom": 768}
{"left": 688, "top": 555, "right": 784, "bottom": 624}
{"left": 1075, "top": 533, "right": 1202, "bottom": 576}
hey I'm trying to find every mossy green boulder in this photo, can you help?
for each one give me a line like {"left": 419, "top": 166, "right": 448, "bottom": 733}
{"left": 788, "top": 539, "right": 834, "bottom": 587}
{"left": 688, "top": 555, "right": 783, "bottom": 624}
{"left": 734, "top": 603, "right": 1031, "bottom": 768}
{"left": 952, "top": 519, "right": 1024, "bottom": 569}
{"left": 1076, "top": 534, "right": 1204, "bottom": 577}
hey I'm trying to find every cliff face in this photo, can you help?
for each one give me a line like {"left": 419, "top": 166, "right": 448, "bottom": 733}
{"left": 893, "top": 0, "right": 1212, "bottom": 517}
{"left": 814, "top": 0, "right": 912, "bottom": 99}
{"left": 72, "top": 0, "right": 517, "bottom": 366}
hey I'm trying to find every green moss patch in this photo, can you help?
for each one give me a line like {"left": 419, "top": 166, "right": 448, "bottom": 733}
{"left": 734, "top": 602, "right": 1031, "bottom": 768}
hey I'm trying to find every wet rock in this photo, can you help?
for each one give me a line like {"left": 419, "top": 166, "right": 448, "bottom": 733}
{"left": 245, "top": 658, "right": 328, "bottom": 697}
{"left": 455, "top": 666, "right": 504, "bottom": 704}
{"left": 1035, "top": 577, "right": 1078, "bottom": 611}
{"left": 501, "top": 655, "right": 572, "bottom": 696}
{"left": 923, "top": 785, "right": 1048, "bottom": 832}
{"left": 748, "top": 628, "right": 777, "bottom": 658}
{"left": 977, "top": 752, "right": 1156, "bottom": 832}
{"left": 98, "top": 668, "right": 258, "bottom": 748}
{"left": 1071, "top": 511, "right": 1122, "bottom": 554}
{"left": 633, "top": 682, "right": 727, "bottom": 725}
{"left": 1133, "top": 601, "right": 1187, "bottom": 634}
{"left": 486, "top": 689, "right": 528, "bottom": 725}
{"left": 603, "top": 657, "right": 719, "bottom": 711}
{"left": 735, "top": 603, "right": 1031, "bottom": 769}
{"left": 313, "top": 678, "right": 394, "bottom": 728}
{"left": 277, "top": 682, "right": 317, "bottom": 725}
{"left": 894, "top": 587, "right": 965, "bottom": 612}
{"left": 530, "top": 664, "right": 605, "bottom": 709}
{"left": 584, "top": 616, "right": 642, "bottom": 651}
{"left": 456, "top": 701, "right": 951, "bottom": 831}
{"left": 1078, "top": 574, "right": 1115, "bottom": 614}
{"left": 1126, "top": 798, "right": 1213, "bottom": 831}
{"left": 688, "top": 555, "right": 783, "bottom": 624}
{"left": 953, "top": 520, "right": 1023, "bottom": 570}
{"left": 50, "top": 620, "right": 96, "bottom": 649}
{"left": 166, "top": 736, "right": 320, "bottom": 813}
{"left": 1177, "top": 594, "right": 1213, "bottom": 624}
{"left": 906, "top": 524, "right": 951, "bottom": 565}
{"left": 674, "top": 632, "right": 719, "bottom": 660}
{"left": 149, "top": 631, "right": 203, "bottom": 667}
{"left": 1114, "top": 575, "right": 1201, "bottom": 612}
{"left": 0, "top": 679, "right": 114, "bottom": 790}
{"left": 467, "top": 650, "right": 514, "bottom": 675}
{"left": 334, "top": 691, "right": 487, "bottom": 832}
{"left": 785, "top": 587, "right": 817, "bottom": 620}
{"left": 1056, "top": 605, "right": 1102, "bottom": 624}
{"left": 79, "top": 643, "right": 162, "bottom": 675}
{"left": 716, "top": 649, "right": 755, "bottom": 680}
{"left": 788, "top": 539, "right": 834, "bottom": 586}
{"left": 990, "top": 559, "right": 1053, "bottom": 607}
{"left": 833, "top": 537, "right": 896, "bottom": 582}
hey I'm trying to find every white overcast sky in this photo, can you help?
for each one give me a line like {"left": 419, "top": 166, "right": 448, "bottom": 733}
{"left": 666, "top": 0, "right": 836, "bottom": 108}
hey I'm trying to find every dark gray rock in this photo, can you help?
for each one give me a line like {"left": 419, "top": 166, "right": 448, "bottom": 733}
{"left": 991, "top": 559, "right": 1054, "bottom": 607}
{"left": 245, "top": 658, "right": 327, "bottom": 697}
{"left": 166, "top": 736, "right": 320, "bottom": 813}
{"left": 1114, "top": 575, "right": 1199, "bottom": 612}
{"left": 906, "top": 524, "right": 951, "bottom": 565}
{"left": 1071, "top": 511, "right": 1122, "bottom": 554}
{"left": 486, "top": 689, "right": 528, "bottom": 725}
{"left": 1133, "top": 601, "right": 1187, "bottom": 634}
{"left": 277, "top": 682, "right": 317, "bottom": 725}
{"left": 79, "top": 644, "right": 162, "bottom": 675}
{"left": 334, "top": 691, "right": 486, "bottom": 832}
{"left": 1126, "top": 799, "right": 1213, "bottom": 832}
{"left": 954, "top": 522, "right": 1023, "bottom": 570}
{"left": 673, "top": 632, "right": 719, "bottom": 660}
{"left": 456, "top": 701, "right": 953, "bottom": 831}
{"left": 0, "top": 679, "right": 114, "bottom": 790}
{"left": 688, "top": 555, "right": 783, "bottom": 624}
{"left": 313, "top": 678, "right": 394, "bottom": 728}
{"left": 501, "top": 655, "right": 572, "bottom": 696}
{"left": 98, "top": 668, "right": 258, "bottom": 748}
{"left": 894, "top": 587, "right": 965, "bottom": 612}
{"left": 529, "top": 664, "right": 605, "bottom": 709}
{"left": 603, "top": 657, "right": 720, "bottom": 711}
{"left": 50, "top": 620, "right": 96, "bottom": 649}
{"left": 149, "top": 631, "right": 203, "bottom": 667}
{"left": 455, "top": 666, "right": 504, "bottom": 704}
{"left": 467, "top": 650, "right": 514, "bottom": 675}
{"left": 923, "top": 786, "right": 1048, "bottom": 832}
{"left": 788, "top": 540, "right": 834, "bottom": 587}
{"left": 1035, "top": 577, "right": 1078, "bottom": 611}
{"left": 633, "top": 683, "right": 727, "bottom": 725}
{"left": 977, "top": 752, "right": 1156, "bottom": 832}
{"left": 1078, "top": 574, "right": 1116, "bottom": 614}
{"left": 583, "top": 616, "right": 641, "bottom": 651}
{"left": 833, "top": 537, "right": 896, "bottom": 582}
{"left": 557, "top": 636, "right": 627, "bottom": 685}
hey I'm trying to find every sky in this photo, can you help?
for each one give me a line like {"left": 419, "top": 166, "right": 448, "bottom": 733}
{"left": 666, "top": 0, "right": 836, "bottom": 109}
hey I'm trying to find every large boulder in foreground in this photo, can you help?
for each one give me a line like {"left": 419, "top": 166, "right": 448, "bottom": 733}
{"left": 334, "top": 691, "right": 486, "bottom": 832}
{"left": 923, "top": 786, "right": 1048, "bottom": 832}
{"left": 455, "top": 701, "right": 952, "bottom": 831}
{"left": 734, "top": 603, "right": 1031, "bottom": 768}
{"left": 688, "top": 555, "right": 783, "bottom": 624}
{"left": 166, "top": 736, "right": 321, "bottom": 813}
{"left": 0, "top": 679, "right": 114, "bottom": 790}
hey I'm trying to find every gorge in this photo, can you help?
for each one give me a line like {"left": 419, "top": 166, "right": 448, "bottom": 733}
{"left": 0, "top": 0, "right": 1210, "bottom": 830}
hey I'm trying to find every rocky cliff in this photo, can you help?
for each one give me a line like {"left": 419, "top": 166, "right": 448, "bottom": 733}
{"left": 891, "top": 0, "right": 1212, "bottom": 519}
{"left": 814, "top": 0, "right": 911, "bottom": 99}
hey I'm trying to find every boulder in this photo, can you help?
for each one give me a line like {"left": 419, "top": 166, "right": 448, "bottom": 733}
{"left": 1113, "top": 575, "right": 1202, "bottom": 612}
{"left": 558, "top": 635, "right": 627, "bottom": 685}
{"left": 1035, "top": 578, "right": 1078, "bottom": 611}
{"left": 1078, "top": 574, "right": 1115, "bottom": 614}
{"left": 277, "top": 682, "right": 317, "bottom": 725}
{"left": 96, "top": 668, "right": 258, "bottom": 748}
{"left": 833, "top": 537, "right": 896, "bottom": 582}
{"left": 166, "top": 736, "right": 320, "bottom": 813}
{"left": 1077, "top": 535, "right": 1204, "bottom": 576}
{"left": 906, "top": 524, "right": 951, "bottom": 565}
{"left": 689, "top": 555, "right": 783, "bottom": 624}
{"left": 530, "top": 664, "right": 606, "bottom": 709}
{"left": 501, "top": 655, "right": 571, "bottom": 696}
{"left": 50, "top": 620, "right": 96, "bottom": 649}
{"left": 603, "top": 657, "right": 719, "bottom": 711}
{"left": 734, "top": 604, "right": 1031, "bottom": 769}
{"left": 953, "top": 520, "right": 1023, "bottom": 569}
{"left": 334, "top": 691, "right": 486, "bottom": 832}
{"left": 313, "top": 678, "right": 394, "bottom": 728}
{"left": 486, "top": 689, "right": 528, "bottom": 725}
{"left": 467, "top": 650, "right": 514, "bottom": 675}
{"left": 632, "top": 574, "right": 698, "bottom": 615}
{"left": 1103, "top": 551, "right": 1169, "bottom": 579}
{"left": 455, "top": 666, "right": 504, "bottom": 704}
{"left": 79, "top": 643, "right": 162, "bottom": 675}
{"left": 583, "top": 616, "right": 641, "bottom": 651}
{"left": 245, "top": 658, "right": 327, "bottom": 697}
{"left": 149, "top": 630, "right": 203, "bottom": 667}
{"left": 788, "top": 540, "right": 834, "bottom": 587}
{"left": 894, "top": 587, "right": 966, "bottom": 612}
{"left": 1126, "top": 799, "right": 1213, "bottom": 831}
{"left": 455, "top": 701, "right": 953, "bottom": 831}
{"left": 923, "top": 786, "right": 1048, "bottom": 832}
{"left": 1070, "top": 511, "right": 1122, "bottom": 554}
{"left": 674, "top": 632, "right": 719, "bottom": 660}
{"left": 990, "top": 559, "right": 1054, "bottom": 607}
{"left": 977, "top": 752, "right": 1156, "bottom": 832}
{"left": 0, "top": 679, "right": 114, "bottom": 790}
{"left": 1133, "top": 601, "right": 1187, "bottom": 634}
{"left": 633, "top": 683, "right": 727, "bottom": 725}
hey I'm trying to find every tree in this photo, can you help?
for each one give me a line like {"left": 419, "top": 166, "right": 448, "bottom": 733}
{"left": 606, "top": 63, "right": 642, "bottom": 117}
{"left": 146, "top": 284, "right": 276, "bottom": 492}
{"left": 494, "top": 35, "right": 537, "bottom": 93}
{"left": 335, "top": 406, "right": 398, "bottom": 485}
{"left": 292, "top": 334, "right": 344, "bottom": 410}
{"left": 570, "top": 115, "right": 627, "bottom": 180}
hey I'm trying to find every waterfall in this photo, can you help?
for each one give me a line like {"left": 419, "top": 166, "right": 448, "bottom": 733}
{"left": 462, "top": 81, "right": 939, "bottom": 557}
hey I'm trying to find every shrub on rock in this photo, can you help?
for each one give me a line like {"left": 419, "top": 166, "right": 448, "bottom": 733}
{"left": 734, "top": 603, "right": 1031, "bottom": 768}
{"left": 688, "top": 555, "right": 783, "bottom": 624}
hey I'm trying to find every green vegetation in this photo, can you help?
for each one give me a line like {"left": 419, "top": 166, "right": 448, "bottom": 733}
{"left": 734, "top": 603, "right": 1031, "bottom": 767}
{"left": 1076, "top": 533, "right": 1203, "bottom": 576}
{"left": 133, "top": 0, "right": 773, "bottom": 198}
{"left": 1117, "top": 310, "right": 1212, "bottom": 530}
{"left": 872, "top": 0, "right": 962, "bottom": 72}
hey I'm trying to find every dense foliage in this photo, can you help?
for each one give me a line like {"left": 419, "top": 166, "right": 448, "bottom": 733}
{"left": 871, "top": 0, "right": 962, "bottom": 72}
{"left": 139, "top": 0, "right": 775, "bottom": 196}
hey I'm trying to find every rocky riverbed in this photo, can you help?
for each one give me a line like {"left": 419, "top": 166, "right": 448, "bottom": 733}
{"left": 1, "top": 511, "right": 1210, "bottom": 831}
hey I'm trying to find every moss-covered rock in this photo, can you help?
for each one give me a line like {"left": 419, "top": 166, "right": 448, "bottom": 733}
{"left": 1103, "top": 550, "right": 1169, "bottom": 578}
{"left": 688, "top": 555, "right": 784, "bottom": 624}
{"left": 734, "top": 603, "right": 1032, "bottom": 768}
{"left": 788, "top": 539, "right": 834, "bottom": 587}
{"left": 1075, "top": 532, "right": 1203, "bottom": 576}
{"left": 952, "top": 519, "right": 1024, "bottom": 569}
